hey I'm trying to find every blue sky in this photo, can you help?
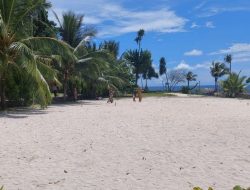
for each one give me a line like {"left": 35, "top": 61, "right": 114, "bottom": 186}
{"left": 49, "top": 0, "right": 250, "bottom": 86}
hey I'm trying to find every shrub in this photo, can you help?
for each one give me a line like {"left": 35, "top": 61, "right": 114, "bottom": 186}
{"left": 222, "top": 72, "right": 247, "bottom": 97}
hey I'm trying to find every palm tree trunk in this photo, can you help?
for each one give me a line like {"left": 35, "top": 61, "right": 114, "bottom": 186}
{"left": 145, "top": 78, "right": 148, "bottom": 89}
{"left": 63, "top": 70, "right": 68, "bottom": 100}
{"left": 215, "top": 78, "right": 218, "bottom": 92}
{"left": 230, "top": 63, "right": 232, "bottom": 74}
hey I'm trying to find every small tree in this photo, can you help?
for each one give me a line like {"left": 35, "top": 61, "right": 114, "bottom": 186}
{"left": 210, "top": 62, "right": 229, "bottom": 92}
{"left": 159, "top": 57, "right": 170, "bottom": 91}
{"left": 224, "top": 54, "right": 232, "bottom": 74}
{"left": 167, "top": 69, "right": 186, "bottom": 92}
{"left": 186, "top": 71, "right": 197, "bottom": 89}
{"left": 222, "top": 72, "right": 247, "bottom": 97}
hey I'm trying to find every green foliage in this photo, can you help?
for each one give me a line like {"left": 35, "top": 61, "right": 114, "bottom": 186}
{"left": 222, "top": 72, "right": 247, "bottom": 97}
{"left": 210, "top": 61, "right": 229, "bottom": 92}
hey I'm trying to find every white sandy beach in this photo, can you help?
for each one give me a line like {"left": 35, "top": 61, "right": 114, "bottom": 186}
{"left": 0, "top": 96, "right": 250, "bottom": 190}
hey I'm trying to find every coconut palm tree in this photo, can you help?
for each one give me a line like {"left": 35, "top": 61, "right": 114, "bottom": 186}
{"left": 210, "top": 62, "right": 229, "bottom": 92}
{"left": 54, "top": 11, "right": 96, "bottom": 100}
{"left": 123, "top": 49, "right": 153, "bottom": 86}
{"left": 99, "top": 40, "right": 119, "bottom": 58}
{"left": 159, "top": 57, "right": 170, "bottom": 91}
{"left": 222, "top": 72, "right": 247, "bottom": 97}
{"left": 224, "top": 54, "right": 232, "bottom": 74}
{"left": 135, "top": 29, "right": 145, "bottom": 52}
{"left": 143, "top": 66, "right": 158, "bottom": 90}
{"left": 186, "top": 71, "right": 197, "bottom": 89}
{"left": 0, "top": 0, "right": 73, "bottom": 110}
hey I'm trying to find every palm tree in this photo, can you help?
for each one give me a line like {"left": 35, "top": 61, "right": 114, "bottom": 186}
{"left": 135, "top": 29, "right": 145, "bottom": 52}
{"left": 143, "top": 66, "right": 158, "bottom": 90}
{"left": 99, "top": 40, "right": 119, "bottom": 58}
{"left": 0, "top": 0, "right": 73, "bottom": 110}
{"left": 123, "top": 49, "right": 153, "bottom": 86}
{"left": 159, "top": 57, "right": 170, "bottom": 91}
{"left": 222, "top": 72, "right": 247, "bottom": 97}
{"left": 224, "top": 54, "right": 232, "bottom": 74}
{"left": 54, "top": 11, "right": 96, "bottom": 100}
{"left": 210, "top": 62, "right": 229, "bottom": 92}
{"left": 186, "top": 71, "right": 197, "bottom": 90}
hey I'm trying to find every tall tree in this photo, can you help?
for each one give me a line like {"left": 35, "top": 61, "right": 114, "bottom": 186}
{"left": 135, "top": 29, "right": 145, "bottom": 87}
{"left": 186, "top": 71, "right": 197, "bottom": 90}
{"left": 210, "top": 62, "right": 229, "bottom": 92}
{"left": 54, "top": 11, "right": 96, "bottom": 100}
{"left": 159, "top": 57, "right": 170, "bottom": 91}
{"left": 135, "top": 29, "right": 145, "bottom": 52}
{"left": 224, "top": 54, "right": 232, "bottom": 74}
{"left": 0, "top": 0, "right": 73, "bottom": 109}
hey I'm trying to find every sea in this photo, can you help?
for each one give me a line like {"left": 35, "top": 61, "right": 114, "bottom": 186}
{"left": 148, "top": 85, "right": 250, "bottom": 93}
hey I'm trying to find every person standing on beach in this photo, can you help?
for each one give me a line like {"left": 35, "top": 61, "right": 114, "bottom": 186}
{"left": 137, "top": 87, "right": 143, "bottom": 102}
{"left": 52, "top": 84, "right": 58, "bottom": 97}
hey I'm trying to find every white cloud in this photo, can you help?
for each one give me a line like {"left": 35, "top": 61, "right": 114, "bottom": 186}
{"left": 199, "top": 6, "right": 250, "bottom": 17}
{"left": 175, "top": 60, "right": 210, "bottom": 70}
{"left": 210, "top": 43, "right": 250, "bottom": 63}
{"left": 49, "top": 0, "right": 188, "bottom": 37}
{"left": 205, "top": 21, "right": 215, "bottom": 28}
{"left": 184, "top": 49, "right": 203, "bottom": 56}
{"left": 175, "top": 61, "right": 192, "bottom": 70}
{"left": 191, "top": 22, "right": 199, "bottom": 29}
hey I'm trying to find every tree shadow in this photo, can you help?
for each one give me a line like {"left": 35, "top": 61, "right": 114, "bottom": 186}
{"left": 0, "top": 108, "right": 48, "bottom": 119}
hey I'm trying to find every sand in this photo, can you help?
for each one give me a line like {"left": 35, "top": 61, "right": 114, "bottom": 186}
{"left": 0, "top": 96, "right": 250, "bottom": 190}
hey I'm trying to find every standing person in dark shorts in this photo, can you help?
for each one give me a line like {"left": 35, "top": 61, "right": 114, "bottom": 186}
{"left": 52, "top": 84, "right": 58, "bottom": 97}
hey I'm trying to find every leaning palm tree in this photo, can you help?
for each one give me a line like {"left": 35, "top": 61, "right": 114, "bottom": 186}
{"left": 0, "top": 0, "right": 73, "bottom": 109}
{"left": 224, "top": 54, "right": 232, "bottom": 74}
{"left": 186, "top": 71, "right": 197, "bottom": 90}
{"left": 210, "top": 62, "right": 229, "bottom": 92}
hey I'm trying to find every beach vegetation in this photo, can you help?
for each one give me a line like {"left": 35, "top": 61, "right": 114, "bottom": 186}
{"left": 222, "top": 72, "right": 247, "bottom": 97}
{"left": 210, "top": 61, "right": 229, "bottom": 92}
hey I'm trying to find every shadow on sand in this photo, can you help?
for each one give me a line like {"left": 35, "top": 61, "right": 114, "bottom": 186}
{"left": 0, "top": 100, "right": 103, "bottom": 119}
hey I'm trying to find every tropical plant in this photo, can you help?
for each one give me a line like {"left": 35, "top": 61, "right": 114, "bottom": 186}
{"left": 0, "top": 0, "right": 73, "bottom": 110}
{"left": 99, "top": 40, "right": 119, "bottom": 58}
{"left": 135, "top": 29, "right": 145, "bottom": 52}
{"left": 210, "top": 62, "right": 229, "bottom": 92}
{"left": 159, "top": 57, "right": 170, "bottom": 91}
{"left": 143, "top": 65, "right": 158, "bottom": 90}
{"left": 123, "top": 49, "right": 154, "bottom": 86}
{"left": 53, "top": 11, "right": 96, "bottom": 100}
{"left": 186, "top": 71, "right": 197, "bottom": 89}
{"left": 224, "top": 54, "right": 232, "bottom": 74}
{"left": 246, "top": 77, "right": 250, "bottom": 83}
{"left": 222, "top": 72, "right": 247, "bottom": 97}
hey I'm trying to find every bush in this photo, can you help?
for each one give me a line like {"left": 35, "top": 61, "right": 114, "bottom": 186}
{"left": 222, "top": 72, "right": 247, "bottom": 98}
